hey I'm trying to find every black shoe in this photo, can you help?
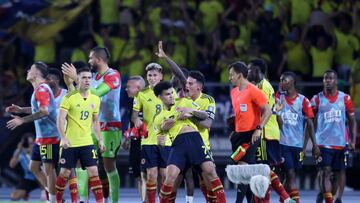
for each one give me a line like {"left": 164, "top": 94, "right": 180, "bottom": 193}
{"left": 316, "top": 192, "right": 323, "bottom": 203}
{"left": 335, "top": 199, "right": 342, "bottom": 203}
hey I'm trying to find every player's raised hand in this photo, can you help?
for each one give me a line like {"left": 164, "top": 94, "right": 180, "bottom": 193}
{"left": 61, "top": 137, "right": 71, "bottom": 149}
{"left": 155, "top": 41, "right": 167, "bottom": 58}
{"left": 5, "top": 104, "right": 22, "bottom": 114}
{"left": 98, "top": 140, "right": 106, "bottom": 153}
{"left": 6, "top": 115, "right": 24, "bottom": 130}
{"left": 61, "top": 63, "right": 77, "bottom": 81}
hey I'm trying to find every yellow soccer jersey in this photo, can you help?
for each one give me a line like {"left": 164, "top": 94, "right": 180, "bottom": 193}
{"left": 133, "top": 86, "right": 176, "bottom": 145}
{"left": 194, "top": 93, "right": 216, "bottom": 149}
{"left": 153, "top": 98, "right": 199, "bottom": 142}
{"left": 60, "top": 90, "right": 100, "bottom": 147}
{"left": 257, "top": 79, "right": 280, "bottom": 141}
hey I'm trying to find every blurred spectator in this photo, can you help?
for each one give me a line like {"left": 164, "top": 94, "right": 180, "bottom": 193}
{"left": 253, "top": 2, "right": 284, "bottom": 80}
{"left": 334, "top": 12, "right": 359, "bottom": 81}
{"left": 99, "top": 0, "right": 120, "bottom": 26}
{"left": 34, "top": 38, "right": 56, "bottom": 65}
{"left": 278, "top": 25, "right": 310, "bottom": 79}
{"left": 290, "top": 0, "right": 312, "bottom": 26}
{"left": 199, "top": 0, "right": 224, "bottom": 32}
{"left": 71, "top": 32, "right": 96, "bottom": 63}
{"left": 9, "top": 133, "right": 39, "bottom": 201}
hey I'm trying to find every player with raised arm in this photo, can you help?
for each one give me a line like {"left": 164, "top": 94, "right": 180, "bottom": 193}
{"left": 6, "top": 62, "right": 60, "bottom": 203}
{"left": 152, "top": 81, "right": 226, "bottom": 203}
{"left": 55, "top": 67, "right": 105, "bottom": 203}
{"left": 156, "top": 41, "right": 217, "bottom": 202}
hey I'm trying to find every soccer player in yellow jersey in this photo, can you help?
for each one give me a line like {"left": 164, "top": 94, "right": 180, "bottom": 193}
{"left": 55, "top": 68, "right": 105, "bottom": 203}
{"left": 131, "top": 63, "right": 173, "bottom": 203}
{"left": 248, "top": 58, "right": 283, "bottom": 167}
{"left": 152, "top": 81, "right": 226, "bottom": 203}
{"left": 156, "top": 41, "right": 217, "bottom": 202}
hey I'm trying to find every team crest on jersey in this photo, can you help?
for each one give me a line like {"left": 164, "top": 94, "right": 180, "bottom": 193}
{"left": 90, "top": 103, "right": 95, "bottom": 110}
{"left": 141, "top": 158, "right": 146, "bottom": 165}
{"left": 240, "top": 104, "right": 247, "bottom": 112}
{"left": 59, "top": 158, "right": 66, "bottom": 164}
{"left": 338, "top": 102, "right": 344, "bottom": 108}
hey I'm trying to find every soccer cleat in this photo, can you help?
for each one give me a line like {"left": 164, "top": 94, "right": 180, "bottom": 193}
{"left": 316, "top": 192, "right": 323, "bottom": 203}
{"left": 335, "top": 199, "right": 342, "bottom": 203}
{"left": 231, "top": 143, "right": 250, "bottom": 162}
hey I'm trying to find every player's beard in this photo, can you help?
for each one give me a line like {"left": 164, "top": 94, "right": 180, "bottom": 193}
{"left": 325, "top": 84, "right": 333, "bottom": 92}
{"left": 90, "top": 63, "right": 99, "bottom": 71}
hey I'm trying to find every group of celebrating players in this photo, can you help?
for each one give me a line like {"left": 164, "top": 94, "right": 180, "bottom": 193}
{"left": 5, "top": 40, "right": 357, "bottom": 203}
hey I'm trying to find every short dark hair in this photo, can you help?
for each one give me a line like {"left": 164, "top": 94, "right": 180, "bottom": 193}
{"left": 72, "top": 61, "right": 89, "bottom": 70}
{"left": 228, "top": 61, "right": 248, "bottom": 78}
{"left": 77, "top": 67, "right": 92, "bottom": 75}
{"left": 154, "top": 81, "right": 173, "bottom": 97}
{"left": 189, "top": 71, "right": 205, "bottom": 86}
{"left": 249, "top": 58, "right": 267, "bottom": 75}
{"left": 48, "top": 68, "right": 62, "bottom": 80}
{"left": 282, "top": 71, "right": 297, "bottom": 85}
{"left": 34, "top": 62, "right": 48, "bottom": 78}
{"left": 91, "top": 46, "right": 110, "bottom": 62}
{"left": 324, "top": 69, "right": 338, "bottom": 78}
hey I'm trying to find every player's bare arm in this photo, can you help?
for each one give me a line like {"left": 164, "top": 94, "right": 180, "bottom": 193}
{"left": 92, "top": 113, "right": 105, "bottom": 152}
{"left": 306, "top": 118, "right": 320, "bottom": 159}
{"left": 251, "top": 103, "right": 271, "bottom": 144}
{"left": 6, "top": 106, "right": 49, "bottom": 130}
{"left": 156, "top": 41, "right": 187, "bottom": 88}
{"left": 6, "top": 104, "right": 32, "bottom": 114}
{"left": 131, "top": 109, "right": 143, "bottom": 129}
{"left": 58, "top": 108, "right": 70, "bottom": 149}
{"left": 348, "top": 114, "right": 357, "bottom": 150}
